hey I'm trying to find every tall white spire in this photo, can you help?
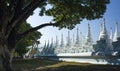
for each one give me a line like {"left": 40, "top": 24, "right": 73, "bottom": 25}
{"left": 73, "top": 34, "right": 75, "bottom": 43}
{"left": 75, "top": 28, "right": 80, "bottom": 45}
{"left": 76, "top": 28, "right": 80, "bottom": 41}
{"left": 110, "top": 27, "right": 113, "bottom": 40}
{"left": 86, "top": 23, "right": 92, "bottom": 42}
{"left": 100, "top": 23, "right": 103, "bottom": 32}
{"left": 46, "top": 40, "right": 49, "bottom": 48}
{"left": 55, "top": 36, "right": 59, "bottom": 47}
{"left": 108, "top": 27, "right": 113, "bottom": 50}
{"left": 98, "top": 23, "right": 102, "bottom": 39}
{"left": 60, "top": 33, "right": 64, "bottom": 47}
{"left": 44, "top": 40, "right": 46, "bottom": 48}
{"left": 52, "top": 38, "right": 53, "bottom": 44}
{"left": 80, "top": 32, "right": 83, "bottom": 45}
{"left": 103, "top": 19, "right": 107, "bottom": 34}
{"left": 50, "top": 38, "right": 53, "bottom": 48}
{"left": 42, "top": 40, "right": 47, "bottom": 54}
{"left": 66, "top": 31, "right": 71, "bottom": 47}
{"left": 113, "top": 21, "right": 120, "bottom": 42}
{"left": 99, "top": 18, "right": 108, "bottom": 40}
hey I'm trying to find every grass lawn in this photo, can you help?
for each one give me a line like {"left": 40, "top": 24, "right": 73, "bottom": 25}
{"left": 12, "top": 58, "right": 120, "bottom": 71}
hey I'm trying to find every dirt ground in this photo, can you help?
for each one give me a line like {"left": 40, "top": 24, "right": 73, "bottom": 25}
{"left": 12, "top": 58, "right": 120, "bottom": 71}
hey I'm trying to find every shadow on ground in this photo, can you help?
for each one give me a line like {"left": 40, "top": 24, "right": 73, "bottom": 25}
{"left": 32, "top": 64, "right": 120, "bottom": 71}
{"left": 12, "top": 58, "right": 60, "bottom": 71}
{"left": 12, "top": 59, "right": 120, "bottom": 71}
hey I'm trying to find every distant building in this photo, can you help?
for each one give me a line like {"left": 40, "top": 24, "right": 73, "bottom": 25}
{"left": 40, "top": 19, "right": 120, "bottom": 56}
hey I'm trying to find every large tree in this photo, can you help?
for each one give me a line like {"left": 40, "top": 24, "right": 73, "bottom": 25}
{"left": 0, "top": 0, "right": 110, "bottom": 71}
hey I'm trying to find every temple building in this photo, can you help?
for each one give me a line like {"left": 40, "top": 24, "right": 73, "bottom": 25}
{"left": 40, "top": 19, "right": 120, "bottom": 56}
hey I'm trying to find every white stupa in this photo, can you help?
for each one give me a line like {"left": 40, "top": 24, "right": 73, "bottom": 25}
{"left": 113, "top": 21, "right": 120, "bottom": 42}
{"left": 99, "top": 19, "right": 108, "bottom": 40}
{"left": 40, "top": 19, "right": 120, "bottom": 56}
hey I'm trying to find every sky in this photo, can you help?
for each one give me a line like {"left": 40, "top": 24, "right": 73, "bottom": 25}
{"left": 27, "top": 0, "right": 120, "bottom": 47}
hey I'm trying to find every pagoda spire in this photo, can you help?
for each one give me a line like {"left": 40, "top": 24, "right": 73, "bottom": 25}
{"left": 44, "top": 40, "right": 46, "bottom": 48}
{"left": 60, "top": 33, "right": 64, "bottom": 47}
{"left": 103, "top": 19, "right": 107, "bottom": 34}
{"left": 50, "top": 38, "right": 53, "bottom": 48}
{"left": 113, "top": 21, "right": 120, "bottom": 42}
{"left": 75, "top": 28, "right": 80, "bottom": 45}
{"left": 100, "top": 23, "right": 103, "bottom": 33}
{"left": 98, "top": 23, "right": 102, "bottom": 39}
{"left": 99, "top": 18, "right": 108, "bottom": 40}
{"left": 46, "top": 40, "right": 49, "bottom": 48}
{"left": 51, "top": 38, "right": 53, "bottom": 44}
{"left": 77, "top": 28, "right": 79, "bottom": 40}
{"left": 45, "top": 40, "right": 49, "bottom": 54}
{"left": 86, "top": 23, "right": 92, "bottom": 42}
{"left": 73, "top": 34, "right": 75, "bottom": 43}
{"left": 42, "top": 40, "right": 47, "bottom": 54}
{"left": 49, "top": 38, "right": 54, "bottom": 54}
{"left": 80, "top": 32, "right": 82, "bottom": 44}
{"left": 110, "top": 27, "right": 113, "bottom": 40}
{"left": 109, "top": 27, "right": 113, "bottom": 49}
{"left": 55, "top": 36, "right": 59, "bottom": 47}
{"left": 66, "top": 31, "right": 71, "bottom": 46}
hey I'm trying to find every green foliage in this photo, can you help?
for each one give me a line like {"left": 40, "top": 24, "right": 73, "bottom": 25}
{"left": 44, "top": 0, "right": 110, "bottom": 29}
{"left": 15, "top": 22, "right": 41, "bottom": 57}
{"left": 1, "top": 0, "right": 110, "bottom": 31}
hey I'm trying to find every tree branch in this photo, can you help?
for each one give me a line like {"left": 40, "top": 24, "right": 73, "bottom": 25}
{"left": 6, "top": 0, "right": 46, "bottom": 38}
{"left": 9, "top": 0, "right": 17, "bottom": 11}
{"left": 8, "top": 0, "right": 23, "bottom": 26}
{"left": 20, "top": 22, "right": 57, "bottom": 37}
{"left": 0, "top": 0, "right": 8, "bottom": 36}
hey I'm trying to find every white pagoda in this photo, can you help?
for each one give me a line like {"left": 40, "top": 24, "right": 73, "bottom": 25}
{"left": 40, "top": 19, "right": 120, "bottom": 56}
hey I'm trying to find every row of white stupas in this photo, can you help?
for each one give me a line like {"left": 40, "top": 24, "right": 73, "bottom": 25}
{"left": 40, "top": 19, "right": 120, "bottom": 56}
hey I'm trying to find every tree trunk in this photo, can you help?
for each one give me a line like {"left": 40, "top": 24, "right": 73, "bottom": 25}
{"left": 9, "top": 49, "right": 15, "bottom": 65}
{"left": 0, "top": 39, "right": 13, "bottom": 71}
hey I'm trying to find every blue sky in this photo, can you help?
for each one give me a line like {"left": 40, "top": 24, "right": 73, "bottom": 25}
{"left": 27, "top": 0, "right": 120, "bottom": 47}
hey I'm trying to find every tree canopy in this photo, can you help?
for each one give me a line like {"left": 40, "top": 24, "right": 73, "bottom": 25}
{"left": 45, "top": 0, "right": 110, "bottom": 29}
{"left": 0, "top": 0, "right": 110, "bottom": 39}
